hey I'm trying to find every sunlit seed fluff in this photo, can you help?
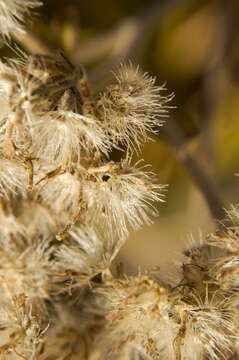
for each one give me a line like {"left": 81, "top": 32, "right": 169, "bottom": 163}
{"left": 37, "top": 326, "right": 84, "bottom": 360}
{"left": 0, "top": 296, "right": 49, "bottom": 358}
{"left": 3, "top": 59, "right": 49, "bottom": 127}
{"left": 31, "top": 110, "right": 108, "bottom": 168}
{"left": 0, "top": 0, "right": 41, "bottom": 41}
{"left": 0, "top": 239, "right": 53, "bottom": 299}
{"left": 0, "top": 60, "right": 16, "bottom": 92}
{"left": 0, "top": 52, "right": 173, "bottom": 358}
{"left": 0, "top": 212, "right": 26, "bottom": 250}
{"left": 202, "top": 208, "right": 239, "bottom": 290}
{"left": 0, "top": 62, "right": 35, "bottom": 157}
{"left": 53, "top": 225, "right": 123, "bottom": 291}
{"left": 0, "top": 158, "right": 27, "bottom": 198}
{"left": 23, "top": 53, "right": 88, "bottom": 114}
{"left": 36, "top": 171, "right": 82, "bottom": 226}
{"left": 2, "top": 58, "right": 43, "bottom": 114}
{"left": 224, "top": 205, "right": 239, "bottom": 227}
{"left": 69, "top": 224, "right": 123, "bottom": 263}
{"left": 0, "top": 63, "right": 15, "bottom": 129}
{"left": 177, "top": 294, "right": 235, "bottom": 360}
{"left": 83, "top": 158, "right": 165, "bottom": 239}
{"left": 19, "top": 201, "right": 57, "bottom": 242}
{"left": 206, "top": 207, "right": 239, "bottom": 254}
{"left": 206, "top": 238, "right": 239, "bottom": 291}
{"left": 0, "top": 55, "right": 81, "bottom": 125}
{"left": 210, "top": 249, "right": 239, "bottom": 291}
{"left": 97, "top": 64, "right": 171, "bottom": 151}
{"left": 93, "top": 275, "right": 173, "bottom": 360}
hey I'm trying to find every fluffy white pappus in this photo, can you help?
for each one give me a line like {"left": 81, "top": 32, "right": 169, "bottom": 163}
{"left": 0, "top": 57, "right": 57, "bottom": 134}
{"left": 16, "top": 54, "right": 90, "bottom": 116}
{"left": 0, "top": 0, "right": 41, "bottom": 41}
{"left": 36, "top": 326, "right": 84, "bottom": 360}
{"left": 93, "top": 275, "right": 174, "bottom": 360}
{"left": 178, "top": 294, "right": 235, "bottom": 360}
{"left": 0, "top": 212, "right": 26, "bottom": 250}
{"left": 0, "top": 60, "right": 16, "bottom": 93}
{"left": 31, "top": 110, "right": 108, "bottom": 168}
{"left": 0, "top": 158, "right": 27, "bottom": 199}
{"left": 83, "top": 159, "right": 165, "bottom": 239}
{"left": 54, "top": 225, "right": 123, "bottom": 291}
{"left": 69, "top": 224, "right": 122, "bottom": 267}
{"left": 97, "top": 64, "right": 171, "bottom": 151}
{"left": 0, "top": 61, "right": 38, "bottom": 158}
{"left": 19, "top": 201, "right": 57, "bottom": 242}
{"left": 0, "top": 89, "right": 10, "bottom": 121}
{"left": 224, "top": 204, "right": 239, "bottom": 226}
{"left": 36, "top": 171, "right": 82, "bottom": 226}
{"left": 3, "top": 58, "right": 48, "bottom": 126}
{"left": 206, "top": 211, "right": 239, "bottom": 290}
{"left": 0, "top": 239, "right": 53, "bottom": 299}
{"left": 0, "top": 296, "right": 49, "bottom": 358}
{"left": 210, "top": 249, "right": 239, "bottom": 290}
{"left": 207, "top": 206, "right": 239, "bottom": 253}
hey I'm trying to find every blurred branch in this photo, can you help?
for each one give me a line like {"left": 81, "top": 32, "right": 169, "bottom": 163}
{"left": 73, "top": 2, "right": 169, "bottom": 63}
{"left": 62, "top": 6, "right": 81, "bottom": 54}
{"left": 160, "top": 0, "right": 239, "bottom": 225}
{"left": 82, "top": 0, "right": 181, "bottom": 89}
{"left": 171, "top": 0, "right": 238, "bottom": 224}
{"left": 200, "top": 0, "right": 237, "bottom": 116}
{"left": 197, "top": 0, "right": 238, "bottom": 175}
{"left": 160, "top": 118, "right": 226, "bottom": 223}
{"left": 13, "top": 30, "right": 51, "bottom": 55}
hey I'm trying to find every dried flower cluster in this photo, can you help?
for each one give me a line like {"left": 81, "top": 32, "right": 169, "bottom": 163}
{"left": 0, "top": 1, "right": 239, "bottom": 360}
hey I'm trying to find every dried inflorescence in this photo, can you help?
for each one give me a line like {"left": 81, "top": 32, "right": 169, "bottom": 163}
{"left": 0, "top": 24, "right": 169, "bottom": 357}
{"left": 91, "top": 255, "right": 237, "bottom": 360}
{"left": 96, "top": 64, "right": 169, "bottom": 151}
{"left": 89, "top": 207, "right": 239, "bottom": 360}
{"left": 0, "top": 2, "right": 239, "bottom": 360}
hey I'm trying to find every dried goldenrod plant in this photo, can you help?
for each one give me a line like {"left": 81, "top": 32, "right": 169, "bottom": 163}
{"left": 0, "top": 2, "right": 239, "bottom": 360}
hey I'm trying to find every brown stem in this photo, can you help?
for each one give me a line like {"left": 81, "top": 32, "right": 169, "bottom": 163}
{"left": 160, "top": 119, "right": 226, "bottom": 222}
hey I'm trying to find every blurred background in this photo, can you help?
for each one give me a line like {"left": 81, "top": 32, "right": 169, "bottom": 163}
{"left": 2, "top": 0, "right": 239, "bottom": 277}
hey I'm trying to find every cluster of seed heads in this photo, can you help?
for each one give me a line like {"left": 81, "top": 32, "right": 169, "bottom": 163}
{"left": 0, "top": 1, "right": 239, "bottom": 359}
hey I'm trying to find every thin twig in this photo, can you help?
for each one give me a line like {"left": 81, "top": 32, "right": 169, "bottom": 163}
{"left": 13, "top": 30, "right": 51, "bottom": 55}
{"left": 160, "top": 118, "right": 226, "bottom": 223}
{"left": 196, "top": 0, "right": 237, "bottom": 176}
{"left": 85, "top": 0, "right": 181, "bottom": 89}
